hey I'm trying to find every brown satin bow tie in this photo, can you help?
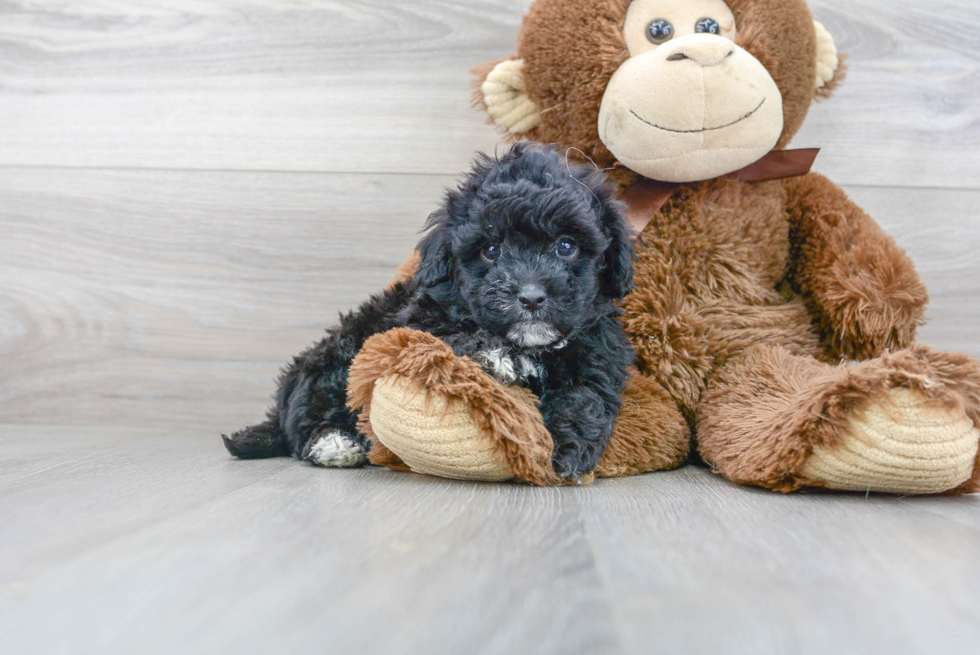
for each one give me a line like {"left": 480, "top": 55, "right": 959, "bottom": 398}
{"left": 620, "top": 148, "right": 820, "bottom": 238}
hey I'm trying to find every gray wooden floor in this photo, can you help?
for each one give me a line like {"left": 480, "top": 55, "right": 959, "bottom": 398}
{"left": 2, "top": 1, "right": 980, "bottom": 653}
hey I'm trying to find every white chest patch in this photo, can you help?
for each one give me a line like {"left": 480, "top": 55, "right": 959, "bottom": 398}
{"left": 507, "top": 321, "right": 562, "bottom": 348}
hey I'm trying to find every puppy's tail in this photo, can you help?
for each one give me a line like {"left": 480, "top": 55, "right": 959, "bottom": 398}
{"left": 222, "top": 419, "right": 288, "bottom": 459}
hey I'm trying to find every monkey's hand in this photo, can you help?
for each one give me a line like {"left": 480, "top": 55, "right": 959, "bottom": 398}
{"left": 785, "top": 173, "right": 927, "bottom": 359}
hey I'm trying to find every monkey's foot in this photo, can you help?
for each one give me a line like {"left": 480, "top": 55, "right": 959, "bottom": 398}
{"left": 369, "top": 376, "right": 514, "bottom": 481}
{"left": 346, "top": 329, "right": 698, "bottom": 485}
{"left": 803, "top": 386, "right": 980, "bottom": 494}
{"left": 347, "top": 328, "right": 561, "bottom": 485}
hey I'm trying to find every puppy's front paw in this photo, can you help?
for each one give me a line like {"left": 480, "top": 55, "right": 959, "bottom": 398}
{"left": 304, "top": 431, "right": 367, "bottom": 468}
{"left": 474, "top": 347, "right": 520, "bottom": 384}
{"left": 474, "top": 348, "right": 542, "bottom": 385}
{"left": 514, "top": 354, "right": 543, "bottom": 380}
{"left": 552, "top": 440, "right": 601, "bottom": 482}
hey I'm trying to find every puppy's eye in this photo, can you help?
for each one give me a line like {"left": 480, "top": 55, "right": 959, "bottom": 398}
{"left": 481, "top": 244, "right": 501, "bottom": 262}
{"left": 555, "top": 238, "right": 578, "bottom": 259}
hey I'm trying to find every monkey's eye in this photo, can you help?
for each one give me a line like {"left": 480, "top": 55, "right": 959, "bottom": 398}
{"left": 695, "top": 17, "right": 721, "bottom": 35}
{"left": 646, "top": 18, "right": 674, "bottom": 44}
{"left": 481, "top": 244, "right": 501, "bottom": 262}
{"left": 555, "top": 238, "right": 578, "bottom": 259}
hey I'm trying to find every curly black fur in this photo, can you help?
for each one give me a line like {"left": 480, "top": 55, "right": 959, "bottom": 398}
{"left": 223, "top": 143, "right": 635, "bottom": 479}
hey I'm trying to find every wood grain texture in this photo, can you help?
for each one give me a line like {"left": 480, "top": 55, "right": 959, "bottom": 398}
{"left": 1, "top": 3, "right": 979, "bottom": 652}
{"left": 0, "top": 0, "right": 519, "bottom": 176}
{"left": 579, "top": 474, "right": 980, "bottom": 654}
{"left": 0, "top": 426, "right": 620, "bottom": 655}
{"left": 796, "top": 0, "right": 980, "bottom": 188}
{"left": 1, "top": 425, "right": 978, "bottom": 655}
{"left": 0, "top": 0, "right": 977, "bottom": 187}
{"left": 0, "top": 168, "right": 444, "bottom": 428}
{"left": 1, "top": 169, "right": 977, "bottom": 429}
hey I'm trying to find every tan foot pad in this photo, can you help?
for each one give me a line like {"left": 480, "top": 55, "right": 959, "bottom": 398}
{"left": 803, "top": 387, "right": 980, "bottom": 494}
{"left": 369, "top": 375, "right": 514, "bottom": 482}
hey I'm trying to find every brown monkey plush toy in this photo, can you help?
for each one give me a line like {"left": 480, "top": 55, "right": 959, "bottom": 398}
{"left": 346, "top": 0, "right": 980, "bottom": 493}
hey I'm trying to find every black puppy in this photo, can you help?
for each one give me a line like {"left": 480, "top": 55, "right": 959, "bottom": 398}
{"left": 223, "top": 143, "right": 635, "bottom": 479}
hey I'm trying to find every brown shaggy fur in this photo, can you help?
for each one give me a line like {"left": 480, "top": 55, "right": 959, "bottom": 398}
{"left": 347, "top": 328, "right": 562, "bottom": 486}
{"left": 348, "top": 327, "right": 692, "bottom": 484}
{"left": 596, "top": 369, "right": 691, "bottom": 478}
{"left": 354, "top": 0, "right": 979, "bottom": 492}
{"left": 615, "top": 170, "right": 967, "bottom": 492}
{"left": 698, "top": 344, "right": 980, "bottom": 493}
{"left": 784, "top": 173, "right": 928, "bottom": 360}
{"left": 364, "top": 441, "right": 410, "bottom": 472}
{"left": 475, "top": 0, "right": 841, "bottom": 166}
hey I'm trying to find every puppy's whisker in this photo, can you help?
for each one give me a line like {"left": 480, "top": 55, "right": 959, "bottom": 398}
{"left": 565, "top": 147, "right": 601, "bottom": 172}
{"left": 564, "top": 146, "right": 616, "bottom": 176}
{"left": 564, "top": 147, "right": 602, "bottom": 204}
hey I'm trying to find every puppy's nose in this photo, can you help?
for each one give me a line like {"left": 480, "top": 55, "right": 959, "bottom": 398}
{"left": 518, "top": 284, "right": 547, "bottom": 312}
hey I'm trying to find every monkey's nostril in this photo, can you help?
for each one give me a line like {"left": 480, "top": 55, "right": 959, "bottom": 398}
{"left": 667, "top": 44, "right": 734, "bottom": 66}
{"left": 517, "top": 284, "right": 547, "bottom": 312}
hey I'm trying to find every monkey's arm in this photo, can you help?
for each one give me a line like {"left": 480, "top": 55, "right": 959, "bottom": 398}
{"left": 783, "top": 173, "right": 927, "bottom": 360}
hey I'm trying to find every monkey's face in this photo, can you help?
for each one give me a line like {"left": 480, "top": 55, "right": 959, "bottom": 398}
{"left": 597, "top": 0, "right": 784, "bottom": 183}
{"left": 477, "top": 0, "right": 841, "bottom": 183}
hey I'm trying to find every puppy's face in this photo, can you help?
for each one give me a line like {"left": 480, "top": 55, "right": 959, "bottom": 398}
{"left": 455, "top": 195, "right": 606, "bottom": 346}
{"left": 416, "top": 144, "right": 633, "bottom": 347}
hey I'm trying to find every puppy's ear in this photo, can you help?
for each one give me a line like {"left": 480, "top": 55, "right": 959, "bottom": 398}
{"left": 581, "top": 179, "right": 634, "bottom": 300}
{"left": 415, "top": 208, "right": 459, "bottom": 306}
{"left": 561, "top": 152, "right": 635, "bottom": 300}
{"left": 600, "top": 201, "right": 635, "bottom": 300}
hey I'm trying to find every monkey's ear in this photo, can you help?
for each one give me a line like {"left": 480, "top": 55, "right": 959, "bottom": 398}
{"left": 474, "top": 59, "right": 542, "bottom": 134}
{"left": 814, "top": 21, "right": 845, "bottom": 98}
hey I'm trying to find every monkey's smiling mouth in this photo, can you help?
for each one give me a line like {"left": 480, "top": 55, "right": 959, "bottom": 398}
{"left": 630, "top": 98, "right": 766, "bottom": 134}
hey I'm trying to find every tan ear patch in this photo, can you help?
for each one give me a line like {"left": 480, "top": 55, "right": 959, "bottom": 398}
{"left": 481, "top": 59, "right": 541, "bottom": 134}
{"left": 814, "top": 21, "right": 840, "bottom": 90}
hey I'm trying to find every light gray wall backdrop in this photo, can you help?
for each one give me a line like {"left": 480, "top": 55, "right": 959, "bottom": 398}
{"left": 1, "top": 0, "right": 978, "bottom": 433}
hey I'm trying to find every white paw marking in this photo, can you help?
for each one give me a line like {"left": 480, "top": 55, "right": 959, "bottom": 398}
{"left": 475, "top": 348, "right": 518, "bottom": 384}
{"left": 507, "top": 321, "right": 561, "bottom": 347}
{"left": 475, "top": 349, "right": 544, "bottom": 384}
{"left": 515, "top": 354, "right": 544, "bottom": 380}
{"left": 308, "top": 431, "right": 366, "bottom": 467}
